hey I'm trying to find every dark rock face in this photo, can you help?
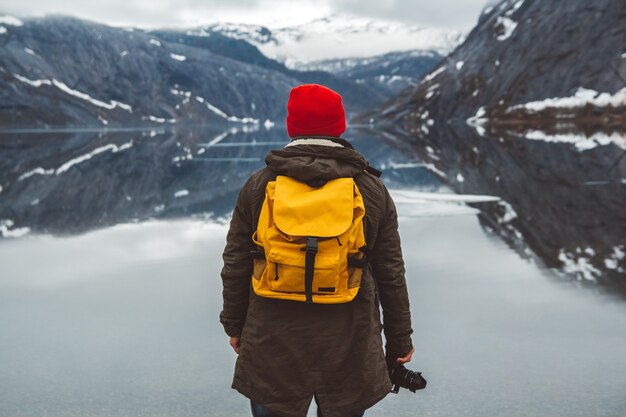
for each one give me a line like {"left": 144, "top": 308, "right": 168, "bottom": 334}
{"left": 0, "top": 15, "right": 389, "bottom": 129}
{"left": 0, "top": 15, "right": 450, "bottom": 129}
{"left": 377, "top": 0, "right": 626, "bottom": 126}
{"left": 374, "top": 0, "right": 626, "bottom": 290}
{"left": 150, "top": 30, "right": 389, "bottom": 114}
{"left": 0, "top": 16, "right": 299, "bottom": 128}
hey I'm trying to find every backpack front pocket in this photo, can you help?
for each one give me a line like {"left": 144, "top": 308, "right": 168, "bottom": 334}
{"left": 267, "top": 249, "right": 340, "bottom": 294}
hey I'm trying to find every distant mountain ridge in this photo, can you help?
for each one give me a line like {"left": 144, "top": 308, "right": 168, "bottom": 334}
{"left": 0, "top": 13, "right": 450, "bottom": 129}
{"left": 300, "top": 50, "right": 444, "bottom": 97}
{"left": 0, "top": 15, "right": 296, "bottom": 128}
{"left": 200, "top": 15, "right": 464, "bottom": 67}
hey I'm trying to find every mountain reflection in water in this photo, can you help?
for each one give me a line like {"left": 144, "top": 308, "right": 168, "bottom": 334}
{"left": 0, "top": 126, "right": 441, "bottom": 236}
{"left": 1, "top": 124, "right": 624, "bottom": 293}
{"left": 381, "top": 121, "right": 626, "bottom": 293}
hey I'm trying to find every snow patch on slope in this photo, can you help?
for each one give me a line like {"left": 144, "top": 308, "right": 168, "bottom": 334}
{"left": 492, "top": 0, "right": 525, "bottom": 41}
{"left": 0, "top": 219, "right": 30, "bottom": 238}
{"left": 509, "top": 87, "right": 626, "bottom": 111}
{"left": 170, "top": 53, "right": 186, "bottom": 61}
{"left": 171, "top": 88, "right": 259, "bottom": 124}
{"left": 495, "top": 16, "right": 518, "bottom": 41}
{"left": 423, "top": 66, "right": 446, "bottom": 83}
{"left": 0, "top": 15, "right": 24, "bottom": 26}
{"left": 558, "top": 248, "right": 601, "bottom": 282}
{"left": 14, "top": 74, "right": 133, "bottom": 112}
{"left": 142, "top": 115, "right": 176, "bottom": 124}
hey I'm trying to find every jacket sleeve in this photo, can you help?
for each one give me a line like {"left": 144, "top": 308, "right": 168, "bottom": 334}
{"left": 369, "top": 184, "right": 414, "bottom": 357}
{"left": 219, "top": 178, "right": 255, "bottom": 337}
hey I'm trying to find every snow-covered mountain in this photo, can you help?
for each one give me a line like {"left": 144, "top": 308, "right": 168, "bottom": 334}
{"left": 1, "top": 13, "right": 452, "bottom": 129}
{"left": 301, "top": 50, "right": 443, "bottom": 97}
{"left": 0, "top": 15, "right": 393, "bottom": 128}
{"left": 197, "top": 14, "right": 464, "bottom": 67}
{"left": 377, "top": 0, "right": 625, "bottom": 132}
{"left": 373, "top": 0, "right": 626, "bottom": 287}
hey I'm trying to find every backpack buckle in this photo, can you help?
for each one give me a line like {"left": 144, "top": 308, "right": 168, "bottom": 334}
{"left": 305, "top": 236, "right": 318, "bottom": 254}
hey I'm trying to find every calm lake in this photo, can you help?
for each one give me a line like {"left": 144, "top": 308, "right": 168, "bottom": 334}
{"left": 1, "top": 126, "right": 625, "bottom": 416}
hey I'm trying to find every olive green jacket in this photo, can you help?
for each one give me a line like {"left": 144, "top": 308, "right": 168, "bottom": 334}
{"left": 220, "top": 137, "right": 413, "bottom": 417}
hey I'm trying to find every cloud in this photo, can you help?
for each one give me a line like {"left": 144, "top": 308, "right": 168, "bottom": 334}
{"left": 0, "top": 0, "right": 486, "bottom": 30}
{"left": 333, "top": 0, "right": 486, "bottom": 29}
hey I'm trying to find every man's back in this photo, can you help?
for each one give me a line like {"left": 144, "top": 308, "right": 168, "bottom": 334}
{"left": 220, "top": 85, "right": 413, "bottom": 417}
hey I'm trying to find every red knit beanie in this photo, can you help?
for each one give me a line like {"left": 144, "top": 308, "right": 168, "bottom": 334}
{"left": 286, "top": 84, "right": 346, "bottom": 138}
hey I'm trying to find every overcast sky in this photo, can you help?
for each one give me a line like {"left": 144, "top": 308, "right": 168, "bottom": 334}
{"left": 0, "top": 0, "right": 489, "bottom": 30}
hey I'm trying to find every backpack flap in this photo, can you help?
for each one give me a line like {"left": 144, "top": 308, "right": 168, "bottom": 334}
{"left": 273, "top": 176, "right": 354, "bottom": 237}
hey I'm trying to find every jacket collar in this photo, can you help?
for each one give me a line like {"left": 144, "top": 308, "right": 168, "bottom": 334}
{"left": 265, "top": 137, "right": 367, "bottom": 182}
{"left": 285, "top": 136, "right": 355, "bottom": 149}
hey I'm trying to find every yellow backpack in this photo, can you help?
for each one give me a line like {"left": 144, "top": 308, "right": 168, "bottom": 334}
{"left": 251, "top": 175, "right": 367, "bottom": 304}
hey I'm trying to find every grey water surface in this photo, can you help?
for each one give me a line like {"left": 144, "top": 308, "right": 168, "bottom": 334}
{"left": 1, "top": 127, "right": 625, "bottom": 417}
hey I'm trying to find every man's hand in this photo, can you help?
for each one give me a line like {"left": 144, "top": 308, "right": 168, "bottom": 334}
{"left": 229, "top": 336, "right": 241, "bottom": 354}
{"left": 396, "top": 347, "right": 414, "bottom": 365}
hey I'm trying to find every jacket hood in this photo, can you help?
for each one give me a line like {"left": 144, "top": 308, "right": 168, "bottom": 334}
{"left": 265, "top": 137, "right": 369, "bottom": 183}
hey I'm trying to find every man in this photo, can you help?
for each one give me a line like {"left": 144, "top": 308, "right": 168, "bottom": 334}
{"left": 220, "top": 84, "right": 414, "bottom": 417}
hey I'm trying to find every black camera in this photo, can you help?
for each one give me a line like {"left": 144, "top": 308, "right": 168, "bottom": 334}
{"left": 387, "top": 358, "right": 427, "bottom": 394}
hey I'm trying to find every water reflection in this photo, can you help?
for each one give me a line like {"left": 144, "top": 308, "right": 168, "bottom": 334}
{"left": 380, "top": 120, "right": 626, "bottom": 293}
{"left": 0, "top": 126, "right": 442, "bottom": 238}
{"left": 2, "top": 215, "right": 626, "bottom": 417}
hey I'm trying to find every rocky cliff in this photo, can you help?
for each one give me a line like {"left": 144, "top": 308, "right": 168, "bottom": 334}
{"left": 377, "top": 0, "right": 625, "bottom": 129}
{"left": 0, "top": 14, "right": 446, "bottom": 129}
{"left": 375, "top": 0, "right": 626, "bottom": 289}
